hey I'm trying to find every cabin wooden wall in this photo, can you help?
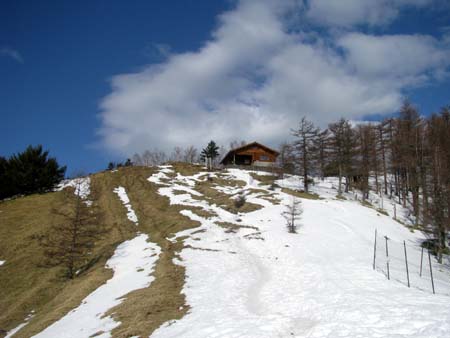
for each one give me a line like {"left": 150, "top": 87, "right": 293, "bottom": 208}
{"left": 236, "top": 146, "right": 277, "bottom": 163}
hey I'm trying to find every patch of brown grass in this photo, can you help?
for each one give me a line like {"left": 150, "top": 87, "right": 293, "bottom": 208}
{"left": 185, "top": 206, "right": 217, "bottom": 219}
{"left": 360, "top": 200, "right": 373, "bottom": 208}
{"left": 194, "top": 181, "right": 262, "bottom": 214}
{"left": 259, "top": 195, "right": 282, "bottom": 205}
{"left": 246, "top": 188, "right": 269, "bottom": 195}
{"left": 216, "top": 221, "right": 258, "bottom": 234}
{"left": 169, "top": 162, "right": 206, "bottom": 176}
{"left": 249, "top": 173, "right": 277, "bottom": 185}
{"left": 212, "top": 175, "right": 246, "bottom": 188}
{"left": 281, "top": 188, "right": 321, "bottom": 200}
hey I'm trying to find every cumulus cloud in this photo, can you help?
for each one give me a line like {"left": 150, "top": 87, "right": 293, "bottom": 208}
{"left": 306, "top": 0, "right": 431, "bottom": 27}
{"left": 0, "top": 47, "right": 24, "bottom": 63}
{"left": 337, "top": 33, "right": 450, "bottom": 84}
{"left": 98, "top": 0, "right": 450, "bottom": 155}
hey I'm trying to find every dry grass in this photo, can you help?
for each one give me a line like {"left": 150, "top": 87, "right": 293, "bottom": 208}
{"left": 185, "top": 206, "right": 217, "bottom": 219}
{"left": 194, "top": 181, "right": 262, "bottom": 214}
{"left": 281, "top": 188, "right": 321, "bottom": 200}
{"left": 376, "top": 208, "right": 389, "bottom": 216}
{"left": 259, "top": 195, "right": 282, "bottom": 205}
{"left": 216, "top": 221, "right": 259, "bottom": 234}
{"left": 212, "top": 175, "right": 246, "bottom": 188}
{"left": 169, "top": 162, "right": 206, "bottom": 176}
{"left": 246, "top": 188, "right": 269, "bottom": 195}
{"left": 360, "top": 200, "right": 373, "bottom": 208}
{"left": 249, "top": 173, "right": 278, "bottom": 185}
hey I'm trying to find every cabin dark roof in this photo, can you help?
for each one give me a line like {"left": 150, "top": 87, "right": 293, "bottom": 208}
{"left": 220, "top": 142, "right": 279, "bottom": 164}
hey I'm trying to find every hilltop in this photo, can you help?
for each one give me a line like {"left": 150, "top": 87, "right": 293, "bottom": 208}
{"left": 0, "top": 163, "right": 449, "bottom": 338}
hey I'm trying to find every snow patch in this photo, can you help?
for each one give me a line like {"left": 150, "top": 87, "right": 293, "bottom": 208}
{"left": 148, "top": 171, "right": 171, "bottom": 185}
{"left": 33, "top": 234, "right": 160, "bottom": 338}
{"left": 113, "top": 186, "right": 139, "bottom": 225}
{"left": 57, "top": 177, "right": 92, "bottom": 205}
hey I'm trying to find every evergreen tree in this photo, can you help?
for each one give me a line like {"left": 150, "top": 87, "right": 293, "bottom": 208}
{"left": 4, "top": 145, "right": 66, "bottom": 197}
{"left": 0, "top": 156, "right": 13, "bottom": 199}
{"left": 200, "top": 140, "right": 220, "bottom": 169}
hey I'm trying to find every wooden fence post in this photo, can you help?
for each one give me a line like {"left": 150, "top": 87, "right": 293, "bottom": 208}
{"left": 419, "top": 246, "right": 424, "bottom": 277}
{"left": 373, "top": 229, "right": 377, "bottom": 270}
{"left": 428, "top": 249, "right": 435, "bottom": 294}
{"left": 385, "top": 236, "right": 390, "bottom": 280}
{"left": 403, "top": 241, "right": 410, "bottom": 287}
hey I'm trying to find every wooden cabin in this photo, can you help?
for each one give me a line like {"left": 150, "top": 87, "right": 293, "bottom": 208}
{"left": 220, "top": 142, "right": 279, "bottom": 167}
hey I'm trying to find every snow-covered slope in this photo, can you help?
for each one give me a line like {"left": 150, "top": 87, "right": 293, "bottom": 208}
{"left": 10, "top": 166, "right": 448, "bottom": 338}
{"left": 148, "top": 167, "right": 450, "bottom": 338}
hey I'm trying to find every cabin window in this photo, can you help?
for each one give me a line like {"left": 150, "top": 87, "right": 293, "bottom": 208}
{"left": 260, "top": 155, "right": 269, "bottom": 161}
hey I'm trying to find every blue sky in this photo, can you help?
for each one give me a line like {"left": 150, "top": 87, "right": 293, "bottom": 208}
{"left": 1, "top": 0, "right": 450, "bottom": 175}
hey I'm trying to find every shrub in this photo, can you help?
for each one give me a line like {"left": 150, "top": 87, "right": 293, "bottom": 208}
{"left": 234, "top": 194, "right": 246, "bottom": 209}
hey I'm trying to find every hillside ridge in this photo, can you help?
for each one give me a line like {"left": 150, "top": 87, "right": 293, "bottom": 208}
{"left": 1, "top": 163, "right": 449, "bottom": 338}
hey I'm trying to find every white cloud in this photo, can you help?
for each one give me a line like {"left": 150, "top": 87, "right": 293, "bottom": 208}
{"left": 0, "top": 47, "right": 24, "bottom": 63}
{"left": 306, "top": 0, "right": 432, "bottom": 27}
{"left": 337, "top": 33, "right": 450, "bottom": 84}
{"left": 98, "top": 0, "right": 450, "bottom": 156}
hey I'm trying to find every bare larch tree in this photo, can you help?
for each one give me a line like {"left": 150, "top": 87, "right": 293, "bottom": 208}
{"left": 292, "top": 117, "right": 319, "bottom": 193}
{"left": 282, "top": 197, "right": 303, "bottom": 233}
{"left": 41, "top": 178, "right": 105, "bottom": 279}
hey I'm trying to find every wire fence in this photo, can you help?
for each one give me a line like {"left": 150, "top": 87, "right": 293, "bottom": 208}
{"left": 372, "top": 229, "right": 450, "bottom": 296}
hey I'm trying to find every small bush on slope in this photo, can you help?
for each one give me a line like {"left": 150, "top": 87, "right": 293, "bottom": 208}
{"left": 234, "top": 194, "right": 246, "bottom": 209}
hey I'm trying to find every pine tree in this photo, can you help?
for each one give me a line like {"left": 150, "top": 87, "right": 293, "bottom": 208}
{"left": 6, "top": 145, "right": 66, "bottom": 197}
{"left": 200, "top": 140, "right": 220, "bottom": 170}
{"left": 0, "top": 156, "right": 12, "bottom": 199}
